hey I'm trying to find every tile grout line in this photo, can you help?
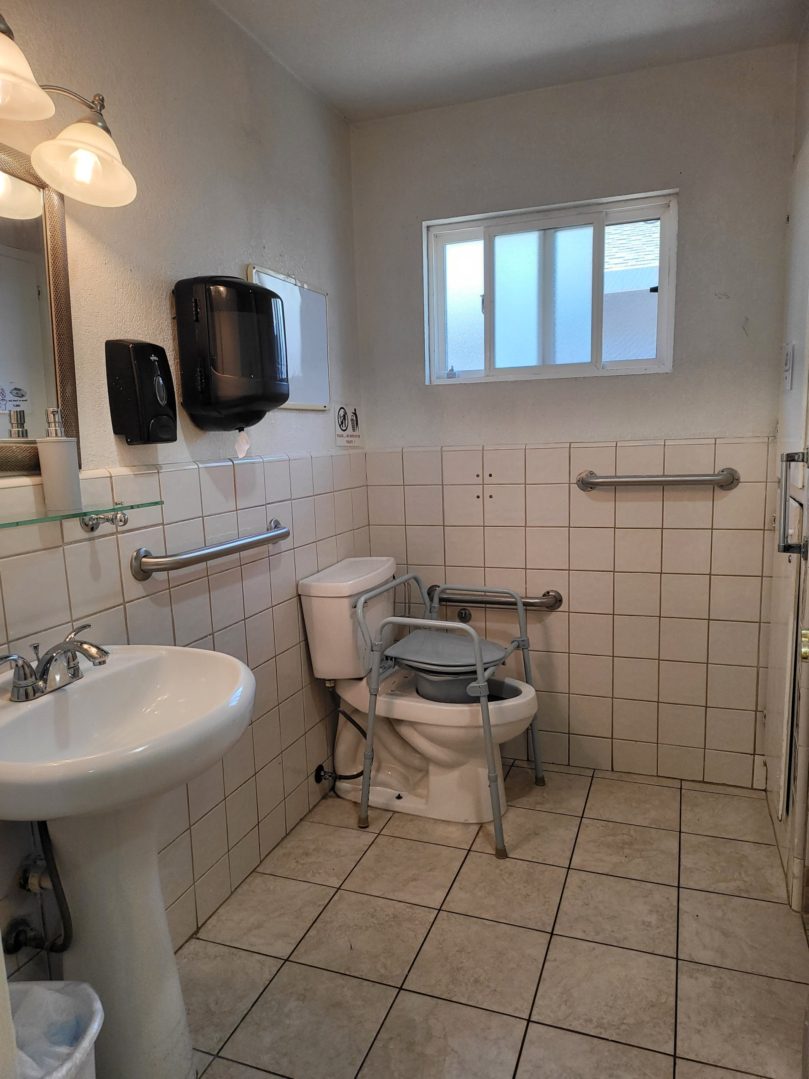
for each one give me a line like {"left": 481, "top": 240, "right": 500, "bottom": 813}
{"left": 510, "top": 770, "right": 595, "bottom": 1078}
{"left": 673, "top": 774, "right": 683, "bottom": 1072}
{"left": 351, "top": 824, "right": 482, "bottom": 1077}
{"left": 202, "top": 853, "right": 787, "bottom": 941}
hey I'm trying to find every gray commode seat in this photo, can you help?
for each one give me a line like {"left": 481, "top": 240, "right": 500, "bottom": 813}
{"left": 355, "top": 573, "right": 545, "bottom": 858}
{"left": 386, "top": 630, "right": 509, "bottom": 703}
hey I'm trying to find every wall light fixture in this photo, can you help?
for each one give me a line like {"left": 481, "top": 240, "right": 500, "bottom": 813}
{"left": 0, "top": 13, "right": 136, "bottom": 207}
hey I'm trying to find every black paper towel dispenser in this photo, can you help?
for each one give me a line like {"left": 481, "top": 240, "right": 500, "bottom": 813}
{"left": 173, "top": 276, "right": 289, "bottom": 431}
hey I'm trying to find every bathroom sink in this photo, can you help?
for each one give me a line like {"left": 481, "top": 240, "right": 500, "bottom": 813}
{"left": 0, "top": 643, "right": 255, "bottom": 1079}
{"left": 0, "top": 644, "right": 255, "bottom": 820}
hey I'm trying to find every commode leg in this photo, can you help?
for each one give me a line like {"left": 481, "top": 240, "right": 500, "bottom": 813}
{"left": 479, "top": 692, "right": 508, "bottom": 858}
{"left": 520, "top": 640, "right": 545, "bottom": 787}
{"left": 359, "top": 643, "right": 383, "bottom": 829}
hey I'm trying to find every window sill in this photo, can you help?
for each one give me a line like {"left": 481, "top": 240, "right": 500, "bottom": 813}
{"left": 427, "top": 361, "right": 672, "bottom": 386}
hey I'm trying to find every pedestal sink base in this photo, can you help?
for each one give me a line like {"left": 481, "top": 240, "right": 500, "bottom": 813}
{"left": 49, "top": 803, "right": 194, "bottom": 1079}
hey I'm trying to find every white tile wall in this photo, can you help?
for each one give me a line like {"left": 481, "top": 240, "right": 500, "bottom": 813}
{"left": 0, "top": 450, "right": 368, "bottom": 953}
{"left": 0, "top": 435, "right": 773, "bottom": 963}
{"left": 366, "top": 437, "right": 771, "bottom": 788}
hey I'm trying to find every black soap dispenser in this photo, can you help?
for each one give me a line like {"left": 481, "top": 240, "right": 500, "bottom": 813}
{"left": 105, "top": 340, "right": 177, "bottom": 444}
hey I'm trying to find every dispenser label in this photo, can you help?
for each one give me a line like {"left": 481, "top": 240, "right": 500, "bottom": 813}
{"left": 335, "top": 403, "right": 363, "bottom": 448}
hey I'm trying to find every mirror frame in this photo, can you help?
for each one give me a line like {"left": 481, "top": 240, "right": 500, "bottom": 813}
{"left": 0, "top": 143, "right": 79, "bottom": 474}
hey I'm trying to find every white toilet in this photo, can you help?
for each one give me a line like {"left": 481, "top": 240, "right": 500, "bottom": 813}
{"left": 298, "top": 556, "right": 538, "bottom": 823}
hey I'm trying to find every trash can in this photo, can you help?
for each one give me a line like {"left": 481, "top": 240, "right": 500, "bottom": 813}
{"left": 10, "top": 981, "right": 103, "bottom": 1079}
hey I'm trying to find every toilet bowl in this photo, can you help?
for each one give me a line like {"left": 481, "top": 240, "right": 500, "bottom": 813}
{"left": 334, "top": 669, "right": 537, "bottom": 822}
{"left": 298, "top": 557, "right": 538, "bottom": 824}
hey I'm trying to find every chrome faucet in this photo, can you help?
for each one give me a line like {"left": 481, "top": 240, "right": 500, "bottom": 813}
{"left": 0, "top": 624, "right": 109, "bottom": 702}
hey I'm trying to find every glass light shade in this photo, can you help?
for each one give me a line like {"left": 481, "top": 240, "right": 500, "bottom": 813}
{"left": 31, "top": 121, "right": 136, "bottom": 207}
{"left": 0, "top": 169, "right": 41, "bottom": 218}
{"left": 0, "top": 32, "right": 54, "bottom": 120}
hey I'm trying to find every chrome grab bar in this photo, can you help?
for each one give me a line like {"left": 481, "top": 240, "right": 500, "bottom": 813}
{"left": 428, "top": 585, "right": 563, "bottom": 612}
{"left": 130, "top": 518, "right": 289, "bottom": 580}
{"left": 576, "top": 467, "right": 740, "bottom": 492}
{"left": 778, "top": 451, "right": 806, "bottom": 555}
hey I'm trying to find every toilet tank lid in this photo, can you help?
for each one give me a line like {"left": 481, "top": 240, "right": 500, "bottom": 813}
{"left": 298, "top": 556, "right": 396, "bottom": 598}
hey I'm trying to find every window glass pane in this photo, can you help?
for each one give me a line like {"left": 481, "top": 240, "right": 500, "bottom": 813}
{"left": 493, "top": 225, "right": 592, "bottom": 368}
{"left": 494, "top": 231, "right": 539, "bottom": 368}
{"left": 602, "top": 219, "right": 660, "bottom": 362}
{"left": 550, "top": 225, "right": 592, "bottom": 365}
{"left": 444, "top": 238, "right": 484, "bottom": 374}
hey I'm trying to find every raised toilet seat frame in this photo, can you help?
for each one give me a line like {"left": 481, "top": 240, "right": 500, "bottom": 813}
{"left": 354, "top": 573, "right": 545, "bottom": 859}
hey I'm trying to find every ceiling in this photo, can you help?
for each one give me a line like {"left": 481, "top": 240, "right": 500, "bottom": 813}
{"left": 213, "top": 0, "right": 807, "bottom": 121}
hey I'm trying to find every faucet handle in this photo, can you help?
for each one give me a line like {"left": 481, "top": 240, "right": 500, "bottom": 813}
{"left": 65, "top": 623, "right": 92, "bottom": 642}
{"left": 0, "top": 654, "right": 39, "bottom": 702}
{"left": 0, "top": 653, "right": 34, "bottom": 672}
{"left": 31, "top": 643, "right": 40, "bottom": 662}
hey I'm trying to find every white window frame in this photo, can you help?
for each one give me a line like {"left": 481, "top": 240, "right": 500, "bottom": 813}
{"left": 424, "top": 191, "right": 678, "bottom": 385}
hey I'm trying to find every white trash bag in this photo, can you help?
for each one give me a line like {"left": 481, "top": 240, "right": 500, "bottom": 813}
{"left": 11, "top": 982, "right": 103, "bottom": 1079}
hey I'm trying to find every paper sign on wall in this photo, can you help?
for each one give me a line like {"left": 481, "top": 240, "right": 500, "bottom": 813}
{"left": 335, "top": 402, "right": 362, "bottom": 448}
{"left": 0, "top": 382, "right": 28, "bottom": 411}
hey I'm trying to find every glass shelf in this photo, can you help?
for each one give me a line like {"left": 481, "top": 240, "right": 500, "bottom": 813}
{"left": 0, "top": 500, "right": 163, "bottom": 530}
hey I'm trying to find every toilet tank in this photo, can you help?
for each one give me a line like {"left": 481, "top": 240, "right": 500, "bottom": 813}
{"left": 298, "top": 557, "right": 396, "bottom": 679}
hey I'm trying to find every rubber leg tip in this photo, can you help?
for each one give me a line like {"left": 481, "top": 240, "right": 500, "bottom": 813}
{"left": 534, "top": 776, "right": 546, "bottom": 787}
{"left": 357, "top": 817, "right": 369, "bottom": 829}
{"left": 495, "top": 847, "right": 508, "bottom": 860}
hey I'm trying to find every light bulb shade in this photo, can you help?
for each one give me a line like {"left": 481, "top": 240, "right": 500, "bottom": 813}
{"left": 31, "top": 121, "right": 136, "bottom": 207}
{"left": 0, "top": 169, "right": 42, "bottom": 219}
{"left": 0, "top": 32, "right": 54, "bottom": 120}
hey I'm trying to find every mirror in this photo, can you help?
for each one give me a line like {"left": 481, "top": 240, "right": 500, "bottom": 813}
{"left": 0, "top": 144, "right": 78, "bottom": 473}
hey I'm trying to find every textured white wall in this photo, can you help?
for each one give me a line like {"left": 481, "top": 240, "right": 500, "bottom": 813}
{"left": 0, "top": 0, "right": 359, "bottom": 468}
{"left": 351, "top": 47, "right": 795, "bottom": 448}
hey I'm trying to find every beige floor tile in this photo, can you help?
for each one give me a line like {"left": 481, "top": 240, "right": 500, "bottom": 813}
{"left": 177, "top": 939, "right": 280, "bottom": 1054}
{"left": 533, "top": 936, "right": 676, "bottom": 1053}
{"left": 585, "top": 778, "right": 680, "bottom": 831}
{"left": 198, "top": 873, "right": 333, "bottom": 958}
{"left": 223, "top": 962, "right": 394, "bottom": 1079}
{"left": 343, "top": 835, "right": 465, "bottom": 906}
{"left": 305, "top": 794, "right": 392, "bottom": 831}
{"left": 680, "top": 833, "right": 786, "bottom": 902}
{"left": 679, "top": 889, "right": 809, "bottom": 982}
{"left": 682, "top": 780, "right": 764, "bottom": 799}
{"left": 677, "top": 961, "right": 806, "bottom": 1079}
{"left": 443, "top": 851, "right": 565, "bottom": 931}
{"left": 572, "top": 818, "right": 679, "bottom": 885}
{"left": 473, "top": 807, "right": 579, "bottom": 865}
{"left": 205, "top": 1061, "right": 278, "bottom": 1078}
{"left": 382, "top": 811, "right": 479, "bottom": 848}
{"left": 292, "top": 889, "right": 434, "bottom": 985}
{"left": 595, "top": 770, "right": 680, "bottom": 788}
{"left": 360, "top": 991, "right": 525, "bottom": 1078}
{"left": 193, "top": 1050, "right": 214, "bottom": 1076}
{"left": 405, "top": 910, "right": 548, "bottom": 1017}
{"left": 555, "top": 870, "right": 677, "bottom": 955}
{"left": 506, "top": 767, "right": 591, "bottom": 816}
{"left": 675, "top": 1061, "right": 759, "bottom": 1078}
{"left": 681, "top": 790, "right": 775, "bottom": 844}
{"left": 517, "top": 1023, "right": 674, "bottom": 1078}
{"left": 256, "top": 820, "right": 375, "bottom": 885}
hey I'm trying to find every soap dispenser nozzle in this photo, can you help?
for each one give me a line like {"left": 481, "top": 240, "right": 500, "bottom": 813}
{"left": 45, "top": 407, "right": 65, "bottom": 437}
{"left": 8, "top": 409, "right": 27, "bottom": 439}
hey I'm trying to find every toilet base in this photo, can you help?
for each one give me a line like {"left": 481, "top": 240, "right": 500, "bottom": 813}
{"left": 334, "top": 754, "right": 508, "bottom": 824}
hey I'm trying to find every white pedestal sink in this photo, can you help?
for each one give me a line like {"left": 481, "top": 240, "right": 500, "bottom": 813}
{"left": 0, "top": 645, "right": 255, "bottom": 1079}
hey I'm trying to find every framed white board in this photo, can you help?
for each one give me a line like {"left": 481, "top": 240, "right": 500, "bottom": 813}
{"left": 248, "top": 265, "right": 330, "bottom": 411}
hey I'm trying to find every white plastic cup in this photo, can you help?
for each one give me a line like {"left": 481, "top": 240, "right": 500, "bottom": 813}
{"left": 36, "top": 437, "right": 82, "bottom": 515}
